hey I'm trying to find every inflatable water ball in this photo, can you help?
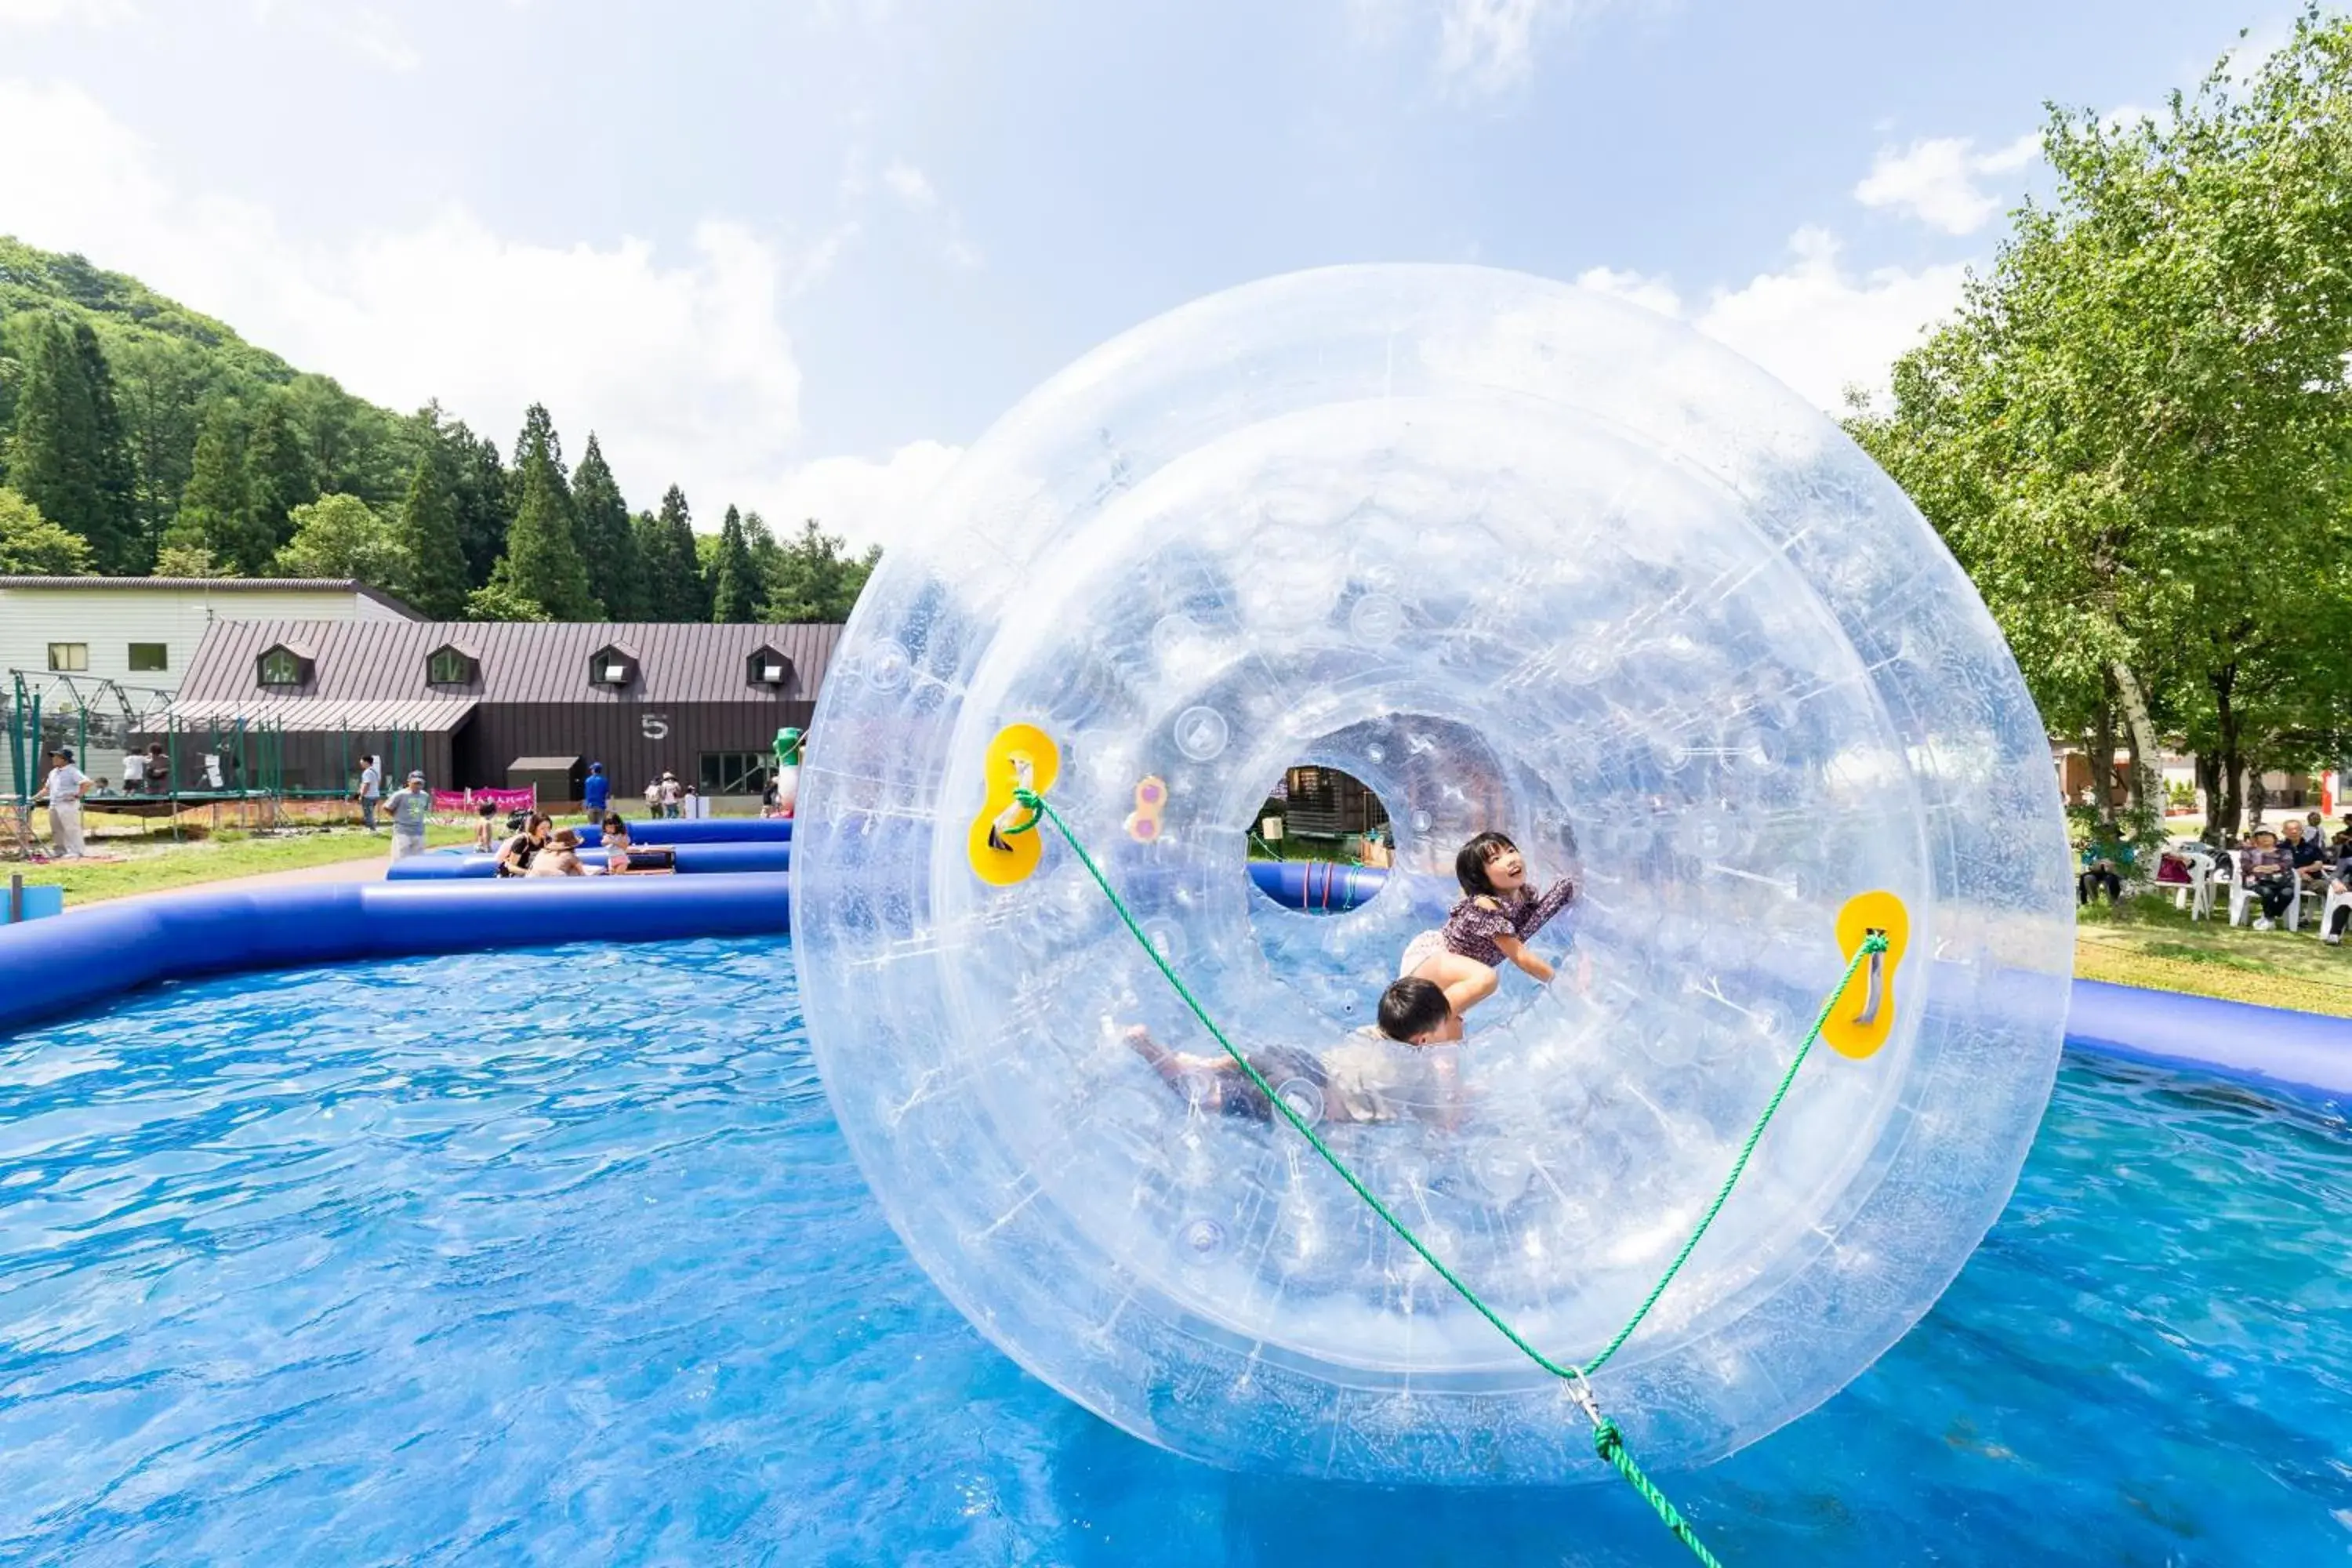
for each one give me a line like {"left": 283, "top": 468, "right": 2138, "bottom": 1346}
{"left": 796, "top": 266, "right": 2073, "bottom": 1485}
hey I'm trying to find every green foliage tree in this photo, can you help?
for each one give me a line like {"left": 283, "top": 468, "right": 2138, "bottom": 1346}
{"left": 274, "top": 492, "right": 412, "bottom": 588}
{"left": 573, "top": 434, "right": 641, "bottom": 618}
{"left": 1848, "top": 13, "right": 2352, "bottom": 840}
{"left": 151, "top": 540, "right": 231, "bottom": 577}
{"left": 245, "top": 392, "right": 318, "bottom": 561}
{"left": 163, "top": 400, "right": 262, "bottom": 572}
{"left": 463, "top": 581, "right": 551, "bottom": 621}
{"left": 709, "top": 503, "right": 761, "bottom": 622}
{"left": 5, "top": 315, "right": 140, "bottom": 572}
{"left": 0, "top": 485, "right": 93, "bottom": 572}
{"left": 395, "top": 446, "right": 470, "bottom": 618}
{"left": 488, "top": 440, "right": 601, "bottom": 619}
{"left": 437, "top": 416, "right": 511, "bottom": 589}
{"left": 113, "top": 336, "right": 209, "bottom": 548}
{"left": 761, "top": 517, "right": 880, "bottom": 622}
{"left": 637, "top": 485, "right": 707, "bottom": 620}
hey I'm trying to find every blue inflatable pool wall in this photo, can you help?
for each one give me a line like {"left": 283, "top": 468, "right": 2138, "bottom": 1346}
{"left": 390, "top": 843, "right": 793, "bottom": 880}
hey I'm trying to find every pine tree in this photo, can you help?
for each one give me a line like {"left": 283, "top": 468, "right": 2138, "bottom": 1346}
{"left": 763, "top": 517, "right": 881, "bottom": 622}
{"left": 245, "top": 393, "right": 318, "bottom": 562}
{"left": 395, "top": 446, "right": 469, "bottom": 618}
{"left": 445, "top": 422, "right": 511, "bottom": 589}
{"left": 573, "top": 434, "right": 640, "bottom": 618}
{"left": 650, "top": 485, "right": 707, "bottom": 619}
{"left": 710, "top": 503, "right": 760, "bottom": 622}
{"left": 488, "top": 445, "right": 601, "bottom": 619}
{"left": 165, "top": 401, "right": 263, "bottom": 572}
{"left": 5, "top": 316, "right": 140, "bottom": 572}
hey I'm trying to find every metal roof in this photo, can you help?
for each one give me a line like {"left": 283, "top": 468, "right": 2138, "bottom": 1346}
{"left": 161, "top": 696, "right": 481, "bottom": 732}
{"left": 0, "top": 576, "right": 421, "bottom": 617}
{"left": 172, "top": 619, "right": 844, "bottom": 706}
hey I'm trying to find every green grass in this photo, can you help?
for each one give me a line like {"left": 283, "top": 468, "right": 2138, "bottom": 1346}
{"left": 2074, "top": 890, "right": 2352, "bottom": 1018}
{"left": 10, "top": 823, "right": 476, "bottom": 907}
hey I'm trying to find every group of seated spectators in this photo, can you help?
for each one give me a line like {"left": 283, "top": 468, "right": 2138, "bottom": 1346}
{"left": 2086, "top": 809, "right": 2352, "bottom": 941}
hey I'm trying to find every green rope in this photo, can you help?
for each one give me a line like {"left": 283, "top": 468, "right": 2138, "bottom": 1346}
{"left": 1011, "top": 786, "right": 1882, "bottom": 1565}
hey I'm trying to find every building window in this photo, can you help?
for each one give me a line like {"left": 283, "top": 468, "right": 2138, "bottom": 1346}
{"left": 746, "top": 648, "right": 793, "bottom": 688}
{"left": 259, "top": 648, "right": 303, "bottom": 685}
{"left": 129, "top": 642, "right": 168, "bottom": 673}
{"left": 699, "top": 753, "right": 771, "bottom": 797}
{"left": 47, "top": 643, "right": 87, "bottom": 673}
{"left": 426, "top": 647, "right": 474, "bottom": 684}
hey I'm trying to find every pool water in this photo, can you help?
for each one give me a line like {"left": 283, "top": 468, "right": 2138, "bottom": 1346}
{"left": 2, "top": 941, "right": 2349, "bottom": 1565}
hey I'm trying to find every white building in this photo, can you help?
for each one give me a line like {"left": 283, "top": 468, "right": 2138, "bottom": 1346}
{"left": 1, "top": 576, "right": 417, "bottom": 795}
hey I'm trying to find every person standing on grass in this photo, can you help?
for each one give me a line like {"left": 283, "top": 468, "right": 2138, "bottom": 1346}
{"left": 39, "top": 746, "right": 89, "bottom": 859}
{"left": 358, "top": 754, "right": 382, "bottom": 831}
{"left": 385, "top": 770, "right": 433, "bottom": 862}
{"left": 583, "top": 761, "right": 609, "bottom": 820}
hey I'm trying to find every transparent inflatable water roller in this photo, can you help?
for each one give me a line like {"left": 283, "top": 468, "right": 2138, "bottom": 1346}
{"left": 797, "top": 265, "right": 2073, "bottom": 1484}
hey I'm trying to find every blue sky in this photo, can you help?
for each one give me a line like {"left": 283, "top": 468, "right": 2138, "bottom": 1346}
{"left": 0, "top": 0, "right": 2290, "bottom": 543}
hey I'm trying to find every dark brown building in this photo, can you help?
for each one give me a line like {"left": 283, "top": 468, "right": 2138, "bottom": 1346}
{"left": 157, "top": 619, "right": 840, "bottom": 801}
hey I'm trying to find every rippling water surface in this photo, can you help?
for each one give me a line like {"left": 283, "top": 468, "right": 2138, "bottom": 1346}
{"left": 2, "top": 939, "right": 2350, "bottom": 1564}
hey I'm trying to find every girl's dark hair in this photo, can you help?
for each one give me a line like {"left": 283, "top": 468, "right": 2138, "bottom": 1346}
{"left": 1454, "top": 831, "right": 1520, "bottom": 898}
{"left": 477, "top": 800, "right": 498, "bottom": 818}
{"left": 528, "top": 812, "right": 553, "bottom": 832}
{"left": 603, "top": 813, "right": 626, "bottom": 832}
{"left": 1377, "top": 977, "right": 1453, "bottom": 1042}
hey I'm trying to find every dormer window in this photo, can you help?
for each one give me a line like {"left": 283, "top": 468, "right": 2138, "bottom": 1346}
{"left": 256, "top": 644, "right": 312, "bottom": 687}
{"left": 746, "top": 646, "right": 793, "bottom": 690}
{"left": 426, "top": 644, "right": 477, "bottom": 685}
{"left": 589, "top": 642, "right": 639, "bottom": 688}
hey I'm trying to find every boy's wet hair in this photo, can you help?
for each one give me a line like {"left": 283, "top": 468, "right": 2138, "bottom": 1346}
{"left": 1377, "top": 977, "right": 1453, "bottom": 1042}
{"left": 1454, "top": 830, "right": 1520, "bottom": 898}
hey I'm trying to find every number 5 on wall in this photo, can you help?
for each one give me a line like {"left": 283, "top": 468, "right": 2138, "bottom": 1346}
{"left": 641, "top": 713, "right": 670, "bottom": 740}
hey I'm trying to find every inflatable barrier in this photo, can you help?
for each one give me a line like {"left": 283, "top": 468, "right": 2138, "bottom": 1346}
{"left": 388, "top": 842, "right": 793, "bottom": 880}
{"left": 1246, "top": 858, "right": 1387, "bottom": 913}
{"left": 574, "top": 818, "right": 793, "bottom": 848}
{"left": 793, "top": 264, "right": 2077, "bottom": 1486}
{"left": 2067, "top": 978, "right": 2352, "bottom": 1100}
{"left": 0, "top": 875, "right": 792, "bottom": 1036}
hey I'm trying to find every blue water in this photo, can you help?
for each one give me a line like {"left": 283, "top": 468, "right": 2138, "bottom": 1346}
{"left": 2, "top": 941, "right": 2350, "bottom": 1565}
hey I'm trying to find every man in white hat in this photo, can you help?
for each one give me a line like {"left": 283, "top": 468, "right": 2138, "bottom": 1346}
{"left": 40, "top": 746, "right": 89, "bottom": 858}
{"left": 384, "top": 770, "right": 434, "bottom": 862}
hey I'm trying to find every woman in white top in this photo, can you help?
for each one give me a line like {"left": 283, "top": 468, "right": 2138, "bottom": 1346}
{"left": 42, "top": 746, "right": 89, "bottom": 858}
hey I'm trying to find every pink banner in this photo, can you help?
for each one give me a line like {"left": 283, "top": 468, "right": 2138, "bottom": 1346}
{"left": 431, "top": 786, "right": 536, "bottom": 820}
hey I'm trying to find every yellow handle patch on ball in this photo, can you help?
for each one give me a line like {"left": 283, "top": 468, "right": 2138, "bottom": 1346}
{"left": 966, "top": 724, "right": 1062, "bottom": 887}
{"left": 1821, "top": 890, "right": 1910, "bottom": 1061}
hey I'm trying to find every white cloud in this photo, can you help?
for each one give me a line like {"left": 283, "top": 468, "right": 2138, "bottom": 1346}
{"left": 1692, "top": 227, "right": 1968, "bottom": 408}
{"left": 0, "top": 77, "right": 814, "bottom": 524}
{"left": 1351, "top": 0, "right": 1624, "bottom": 97}
{"left": 881, "top": 160, "right": 937, "bottom": 209}
{"left": 1573, "top": 264, "right": 1681, "bottom": 319}
{"left": 1577, "top": 230, "right": 1965, "bottom": 408}
{"left": 876, "top": 156, "right": 982, "bottom": 268}
{"left": 764, "top": 440, "right": 964, "bottom": 553}
{"left": 0, "top": 0, "right": 134, "bottom": 24}
{"left": 1853, "top": 132, "right": 2038, "bottom": 234}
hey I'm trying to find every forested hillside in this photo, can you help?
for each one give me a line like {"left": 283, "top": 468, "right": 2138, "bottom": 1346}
{"left": 0, "top": 237, "right": 874, "bottom": 622}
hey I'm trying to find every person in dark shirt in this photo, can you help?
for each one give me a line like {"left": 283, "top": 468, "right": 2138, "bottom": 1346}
{"left": 2283, "top": 818, "right": 2331, "bottom": 899}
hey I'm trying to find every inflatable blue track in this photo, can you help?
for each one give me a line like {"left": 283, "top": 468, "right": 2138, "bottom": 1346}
{"left": 0, "top": 875, "right": 792, "bottom": 1036}
{"left": 1248, "top": 860, "right": 1388, "bottom": 912}
{"left": 389, "top": 842, "right": 793, "bottom": 880}
{"left": 574, "top": 818, "right": 793, "bottom": 848}
{"left": 2065, "top": 978, "right": 2352, "bottom": 1100}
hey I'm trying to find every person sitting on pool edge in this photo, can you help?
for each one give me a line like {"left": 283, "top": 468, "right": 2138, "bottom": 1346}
{"left": 1122, "top": 978, "right": 1459, "bottom": 1124}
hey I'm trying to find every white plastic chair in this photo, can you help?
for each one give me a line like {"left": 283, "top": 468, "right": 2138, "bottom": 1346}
{"left": 2155, "top": 844, "right": 2214, "bottom": 920}
{"left": 2319, "top": 878, "right": 2352, "bottom": 942}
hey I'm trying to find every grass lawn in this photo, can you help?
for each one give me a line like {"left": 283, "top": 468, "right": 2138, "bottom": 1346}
{"left": 9, "top": 822, "right": 477, "bottom": 907}
{"left": 2075, "top": 890, "right": 2352, "bottom": 1018}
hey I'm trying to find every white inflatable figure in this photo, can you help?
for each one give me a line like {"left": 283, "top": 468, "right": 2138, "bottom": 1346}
{"left": 795, "top": 267, "right": 2074, "bottom": 1484}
